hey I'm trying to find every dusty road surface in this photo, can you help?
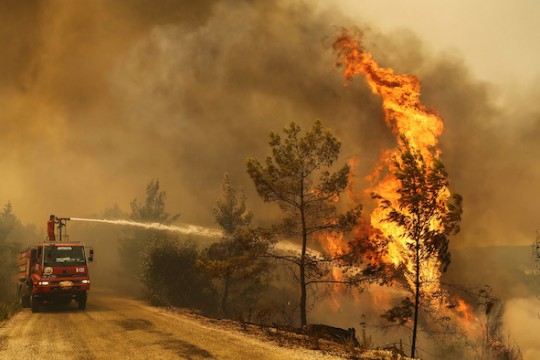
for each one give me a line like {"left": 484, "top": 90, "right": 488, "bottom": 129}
{"left": 0, "top": 289, "right": 343, "bottom": 360}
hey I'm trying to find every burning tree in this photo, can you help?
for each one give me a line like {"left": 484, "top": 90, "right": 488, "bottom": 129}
{"left": 247, "top": 120, "right": 361, "bottom": 327}
{"left": 373, "top": 140, "right": 462, "bottom": 358}
{"left": 333, "top": 31, "right": 462, "bottom": 358}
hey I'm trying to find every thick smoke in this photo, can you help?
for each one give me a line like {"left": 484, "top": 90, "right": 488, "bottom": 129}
{"left": 1, "top": 0, "right": 538, "bottom": 356}
{"left": 0, "top": 0, "right": 387, "bottom": 229}
{"left": 1, "top": 0, "right": 538, "bottom": 249}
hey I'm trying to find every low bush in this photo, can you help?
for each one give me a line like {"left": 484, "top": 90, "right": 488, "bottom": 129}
{"left": 0, "top": 301, "right": 20, "bottom": 321}
{"left": 139, "top": 238, "right": 217, "bottom": 314}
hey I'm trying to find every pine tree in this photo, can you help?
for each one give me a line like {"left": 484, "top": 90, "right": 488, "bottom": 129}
{"left": 199, "top": 174, "right": 269, "bottom": 317}
{"left": 373, "top": 140, "right": 462, "bottom": 358}
{"left": 121, "top": 179, "right": 179, "bottom": 279}
{"left": 213, "top": 173, "right": 253, "bottom": 236}
{"left": 247, "top": 120, "right": 361, "bottom": 326}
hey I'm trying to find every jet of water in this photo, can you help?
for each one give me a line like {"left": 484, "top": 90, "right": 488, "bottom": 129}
{"left": 70, "top": 217, "right": 223, "bottom": 238}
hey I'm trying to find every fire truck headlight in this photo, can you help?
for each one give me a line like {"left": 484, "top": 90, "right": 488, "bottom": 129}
{"left": 82, "top": 280, "right": 90, "bottom": 284}
{"left": 39, "top": 281, "right": 50, "bottom": 285}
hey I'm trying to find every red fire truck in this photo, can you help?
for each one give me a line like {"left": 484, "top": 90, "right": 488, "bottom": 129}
{"left": 17, "top": 217, "right": 94, "bottom": 312}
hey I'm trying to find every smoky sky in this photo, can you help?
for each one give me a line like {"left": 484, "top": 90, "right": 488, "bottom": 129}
{"left": 0, "top": 0, "right": 538, "bottom": 249}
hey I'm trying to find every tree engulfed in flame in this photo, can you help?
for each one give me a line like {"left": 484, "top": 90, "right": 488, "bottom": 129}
{"left": 334, "top": 33, "right": 450, "bottom": 294}
{"left": 331, "top": 30, "right": 464, "bottom": 357}
{"left": 333, "top": 31, "right": 464, "bottom": 358}
{"left": 333, "top": 31, "right": 454, "bottom": 300}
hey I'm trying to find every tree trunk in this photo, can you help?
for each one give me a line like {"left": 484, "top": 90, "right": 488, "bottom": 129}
{"left": 300, "top": 253, "right": 307, "bottom": 327}
{"left": 221, "top": 273, "right": 231, "bottom": 317}
{"left": 411, "top": 241, "right": 421, "bottom": 359}
{"left": 299, "top": 180, "right": 308, "bottom": 327}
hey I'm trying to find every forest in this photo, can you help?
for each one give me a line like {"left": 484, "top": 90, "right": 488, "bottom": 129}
{"left": 0, "top": 119, "right": 526, "bottom": 360}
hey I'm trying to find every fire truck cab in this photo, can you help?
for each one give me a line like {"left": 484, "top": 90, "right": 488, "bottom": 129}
{"left": 17, "top": 218, "right": 93, "bottom": 312}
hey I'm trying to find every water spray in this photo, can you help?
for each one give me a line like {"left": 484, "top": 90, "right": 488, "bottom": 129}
{"left": 69, "top": 217, "right": 223, "bottom": 238}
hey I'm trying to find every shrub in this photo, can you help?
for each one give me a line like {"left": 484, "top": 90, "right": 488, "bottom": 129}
{"left": 0, "top": 301, "right": 20, "bottom": 321}
{"left": 139, "top": 238, "right": 217, "bottom": 313}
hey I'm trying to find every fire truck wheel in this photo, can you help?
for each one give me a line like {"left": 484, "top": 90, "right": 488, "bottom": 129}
{"left": 30, "top": 296, "right": 41, "bottom": 313}
{"left": 20, "top": 295, "right": 30, "bottom": 308}
{"left": 77, "top": 293, "right": 87, "bottom": 310}
{"left": 18, "top": 286, "right": 30, "bottom": 308}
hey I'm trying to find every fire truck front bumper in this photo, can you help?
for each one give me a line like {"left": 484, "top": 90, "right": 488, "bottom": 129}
{"left": 34, "top": 279, "right": 90, "bottom": 295}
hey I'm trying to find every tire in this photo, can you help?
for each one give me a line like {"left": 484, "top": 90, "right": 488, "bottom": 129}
{"left": 31, "top": 296, "right": 41, "bottom": 313}
{"left": 21, "top": 295, "right": 31, "bottom": 308}
{"left": 77, "top": 293, "right": 87, "bottom": 310}
{"left": 19, "top": 285, "right": 30, "bottom": 308}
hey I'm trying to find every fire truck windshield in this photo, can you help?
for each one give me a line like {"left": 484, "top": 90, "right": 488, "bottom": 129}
{"left": 43, "top": 245, "right": 86, "bottom": 266}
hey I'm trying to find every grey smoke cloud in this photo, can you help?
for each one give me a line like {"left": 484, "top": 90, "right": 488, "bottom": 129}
{"left": 2, "top": 1, "right": 538, "bottom": 357}
{"left": 0, "top": 0, "right": 538, "bottom": 251}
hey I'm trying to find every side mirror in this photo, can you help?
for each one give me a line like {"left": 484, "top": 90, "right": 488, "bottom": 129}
{"left": 88, "top": 248, "right": 94, "bottom": 262}
{"left": 30, "top": 249, "right": 38, "bottom": 261}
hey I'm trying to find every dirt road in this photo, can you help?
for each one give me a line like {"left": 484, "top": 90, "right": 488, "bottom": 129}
{"left": 0, "top": 289, "right": 341, "bottom": 360}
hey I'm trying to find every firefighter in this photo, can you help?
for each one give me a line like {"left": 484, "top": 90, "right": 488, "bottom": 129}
{"left": 47, "top": 215, "right": 57, "bottom": 241}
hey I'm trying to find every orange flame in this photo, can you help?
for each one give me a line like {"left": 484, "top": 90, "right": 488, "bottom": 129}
{"left": 455, "top": 297, "right": 476, "bottom": 323}
{"left": 451, "top": 296, "right": 481, "bottom": 337}
{"left": 333, "top": 31, "right": 452, "bottom": 305}
{"left": 334, "top": 34, "right": 443, "bottom": 155}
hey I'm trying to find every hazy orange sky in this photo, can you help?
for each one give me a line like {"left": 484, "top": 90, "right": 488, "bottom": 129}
{"left": 1, "top": 0, "right": 538, "bottom": 247}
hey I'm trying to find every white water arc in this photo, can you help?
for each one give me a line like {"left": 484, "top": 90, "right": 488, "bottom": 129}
{"left": 70, "top": 218, "right": 223, "bottom": 238}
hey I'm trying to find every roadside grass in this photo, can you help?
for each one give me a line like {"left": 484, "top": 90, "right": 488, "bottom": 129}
{"left": 0, "top": 301, "right": 20, "bottom": 321}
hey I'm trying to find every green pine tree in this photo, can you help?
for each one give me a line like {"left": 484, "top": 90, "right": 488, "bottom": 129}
{"left": 247, "top": 120, "right": 361, "bottom": 326}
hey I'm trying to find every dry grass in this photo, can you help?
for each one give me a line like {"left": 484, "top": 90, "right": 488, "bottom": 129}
{"left": 0, "top": 301, "right": 20, "bottom": 321}
{"left": 163, "top": 307, "right": 411, "bottom": 359}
